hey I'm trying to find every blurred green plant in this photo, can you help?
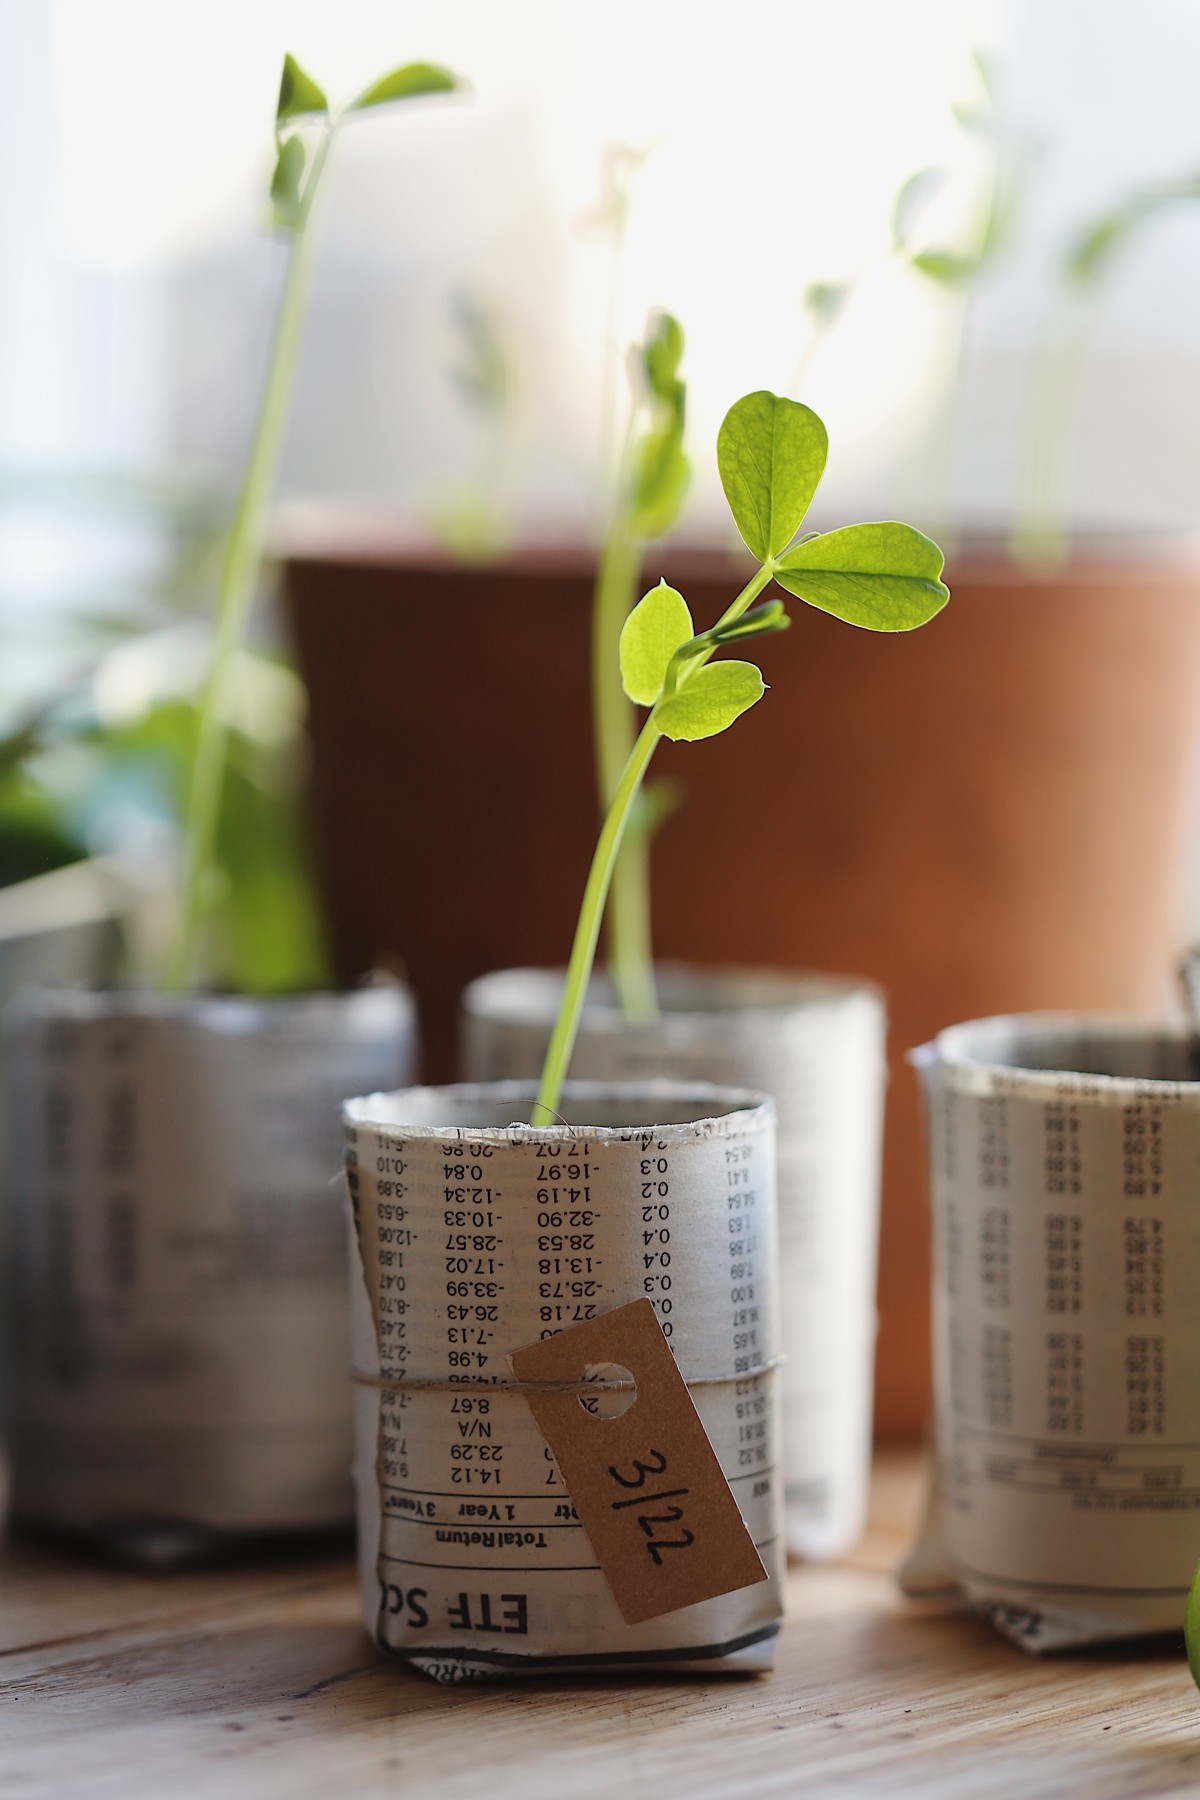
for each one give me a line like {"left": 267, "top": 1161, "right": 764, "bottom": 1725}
{"left": 427, "top": 289, "right": 517, "bottom": 560}
{"left": 591, "top": 310, "right": 691, "bottom": 1023}
{"left": 0, "top": 613, "right": 328, "bottom": 991}
{"left": 790, "top": 169, "right": 949, "bottom": 395}
{"left": 165, "top": 49, "right": 464, "bottom": 992}
{"left": 789, "top": 51, "right": 1037, "bottom": 550}
{"left": 1014, "top": 165, "right": 1200, "bottom": 568}
{"left": 0, "top": 471, "right": 226, "bottom": 897}
{"left": 1, "top": 50, "right": 464, "bottom": 994}
{"left": 791, "top": 53, "right": 1027, "bottom": 394}
{"left": 575, "top": 144, "right": 694, "bottom": 1022}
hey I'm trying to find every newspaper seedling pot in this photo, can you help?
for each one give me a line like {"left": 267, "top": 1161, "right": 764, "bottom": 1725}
{"left": 0, "top": 863, "right": 125, "bottom": 1521}
{"left": 903, "top": 1013, "right": 1200, "bottom": 1649}
{"left": 343, "top": 1079, "right": 783, "bottom": 1681}
{"left": 0, "top": 862, "right": 125, "bottom": 1002}
{"left": 6, "top": 980, "right": 415, "bottom": 1558}
{"left": 462, "top": 965, "right": 884, "bottom": 1559}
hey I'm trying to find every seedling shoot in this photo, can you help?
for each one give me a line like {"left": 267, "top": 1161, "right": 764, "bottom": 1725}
{"left": 531, "top": 389, "right": 950, "bottom": 1126}
{"left": 165, "top": 53, "right": 462, "bottom": 991}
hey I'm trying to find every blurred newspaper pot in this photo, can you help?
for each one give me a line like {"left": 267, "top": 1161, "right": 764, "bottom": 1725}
{"left": 0, "top": 862, "right": 125, "bottom": 1002}
{"left": 287, "top": 534, "right": 1200, "bottom": 1438}
{"left": 902, "top": 1013, "right": 1200, "bottom": 1650}
{"left": 462, "top": 965, "right": 884, "bottom": 1560}
{"left": 0, "top": 862, "right": 124, "bottom": 1525}
{"left": 7, "top": 980, "right": 413, "bottom": 1557}
{"left": 343, "top": 1080, "right": 784, "bottom": 1681}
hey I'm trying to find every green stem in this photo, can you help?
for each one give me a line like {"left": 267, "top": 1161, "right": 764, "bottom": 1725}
{"left": 607, "top": 821, "right": 656, "bottom": 1015}
{"left": 712, "top": 563, "right": 775, "bottom": 635}
{"left": 591, "top": 509, "right": 641, "bottom": 806}
{"left": 532, "top": 716, "right": 661, "bottom": 1125}
{"left": 1010, "top": 292, "right": 1092, "bottom": 571}
{"left": 162, "top": 126, "right": 334, "bottom": 993}
{"left": 591, "top": 502, "right": 657, "bottom": 1019}
{"left": 533, "top": 556, "right": 774, "bottom": 1125}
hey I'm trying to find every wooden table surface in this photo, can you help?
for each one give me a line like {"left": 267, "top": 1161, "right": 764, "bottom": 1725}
{"left": 3, "top": 1453, "right": 1200, "bottom": 1800}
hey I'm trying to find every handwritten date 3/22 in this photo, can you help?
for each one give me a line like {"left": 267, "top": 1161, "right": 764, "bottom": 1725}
{"left": 607, "top": 1447, "right": 694, "bottom": 1565}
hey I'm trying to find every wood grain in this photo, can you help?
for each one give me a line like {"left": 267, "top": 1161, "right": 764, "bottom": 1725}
{"left": 2, "top": 1455, "right": 1198, "bottom": 1799}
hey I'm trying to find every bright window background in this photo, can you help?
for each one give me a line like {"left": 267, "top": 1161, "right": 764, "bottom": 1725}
{"left": 4, "top": 0, "right": 1200, "bottom": 563}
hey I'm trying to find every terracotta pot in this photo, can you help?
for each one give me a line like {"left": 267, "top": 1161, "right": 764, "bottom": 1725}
{"left": 287, "top": 532, "right": 1200, "bottom": 1438}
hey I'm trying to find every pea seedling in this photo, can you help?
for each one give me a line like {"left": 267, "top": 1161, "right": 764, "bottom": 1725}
{"left": 165, "top": 52, "right": 463, "bottom": 991}
{"left": 531, "top": 389, "right": 950, "bottom": 1124}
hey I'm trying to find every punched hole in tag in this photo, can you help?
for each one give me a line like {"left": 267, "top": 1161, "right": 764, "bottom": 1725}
{"left": 511, "top": 1300, "right": 769, "bottom": 1625}
{"left": 578, "top": 1361, "right": 636, "bottom": 1419}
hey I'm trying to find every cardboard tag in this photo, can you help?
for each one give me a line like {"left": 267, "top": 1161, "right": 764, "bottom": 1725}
{"left": 509, "top": 1299, "right": 768, "bottom": 1625}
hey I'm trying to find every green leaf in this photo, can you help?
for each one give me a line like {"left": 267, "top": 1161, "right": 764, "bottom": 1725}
{"left": 642, "top": 312, "right": 684, "bottom": 399}
{"left": 802, "top": 280, "right": 849, "bottom": 327}
{"left": 277, "top": 54, "right": 328, "bottom": 122}
{"left": 352, "top": 62, "right": 461, "bottom": 111}
{"left": 270, "top": 135, "right": 307, "bottom": 230}
{"left": 1186, "top": 1562, "right": 1200, "bottom": 1692}
{"left": 911, "top": 248, "right": 979, "bottom": 285}
{"left": 654, "top": 660, "right": 766, "bottom": 742}
{"left": 1067, "top": 174, "right": 1200, "bottom": 286}
{"left": 620, "top": 580, "right": 694, "bottom": 706}
{"left": 1067, "top": 214, "right": 1125, "bottom": 284}
{"left": 890, "top": 167, "right": 949, "bottom": 252}
{"left": 717, "top": 391, "right": 827, "bottom": 562}
{"left": 775, "top": 522, "right": 949, "bottom": 631}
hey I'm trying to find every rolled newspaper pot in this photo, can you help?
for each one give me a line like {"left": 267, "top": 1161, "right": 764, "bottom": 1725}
{"left": 0, "top": 863, "right": 125, "bottom": 1530}
{"left": 344, "top": 1079, "right": 783, "bottom": 1680}
{"left": 461, "top": 967, "right": 885, "bottom": 1559}
{"left": 7, "top": 980, "right": 415, "bottom": 1557}
{"left": 903, "top": 1013, "right": 1200, "bottom": 1649}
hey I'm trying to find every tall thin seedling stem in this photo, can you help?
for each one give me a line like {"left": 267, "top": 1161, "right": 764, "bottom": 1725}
{"left": 534, "top": 565, "right": 772, "bottom": 1124}
{"left": 164, "top": 128, "right": 332, "bottom": 992}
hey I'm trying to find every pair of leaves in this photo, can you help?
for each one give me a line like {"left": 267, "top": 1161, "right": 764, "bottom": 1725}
{"left": 616, "top": 390, "right": 952, "bottom": 747}
{"left": 271, "top": 53, "right": 462, "bottom": 229}
{"left": 276, "top": 52, "right": 460, "bottom": 122}
{"left": 716, "top": 391, "right": 949, "bottom": 630}
{"left": 619, "top": 581, "right": 765, "bottom": 743}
